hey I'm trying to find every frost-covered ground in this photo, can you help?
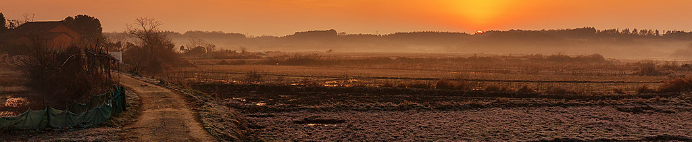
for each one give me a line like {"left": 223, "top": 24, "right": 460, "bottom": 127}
{"left": 192, "top": 83, "right": 692, "bottom": 141}
{"left": 238, "top": 96, "right": 692, "bottom": 141}
{"left": 249, "top": 105, "right": 692, "bottom": 141}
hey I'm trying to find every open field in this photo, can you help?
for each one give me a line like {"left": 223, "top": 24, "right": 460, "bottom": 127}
{"left": 161, "top": 52, "right": 692, "bottom": 141}
{"left": 164, "top": 52, "right": 692, "bottom": 94}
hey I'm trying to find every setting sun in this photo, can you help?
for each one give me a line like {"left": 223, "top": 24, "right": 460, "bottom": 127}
{"left": 444, "top": 0, "right": 516, "bottom": 29}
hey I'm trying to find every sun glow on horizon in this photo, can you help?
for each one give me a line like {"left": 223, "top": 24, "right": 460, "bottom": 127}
{"left": 443, "top": 0, "right": 517, "bottom": 30}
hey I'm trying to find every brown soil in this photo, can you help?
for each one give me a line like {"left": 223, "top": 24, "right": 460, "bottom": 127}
{"left": 118, "top": 74, "right": 215, "bottom": 141}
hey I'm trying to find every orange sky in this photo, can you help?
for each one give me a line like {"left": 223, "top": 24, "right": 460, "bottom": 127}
{"left": 1, "top": 0, "right": 691, "bottom": 36}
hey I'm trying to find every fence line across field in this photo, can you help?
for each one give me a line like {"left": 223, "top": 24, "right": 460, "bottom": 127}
{"left": 166, "top": 71, "right": 664, "bottom": 84}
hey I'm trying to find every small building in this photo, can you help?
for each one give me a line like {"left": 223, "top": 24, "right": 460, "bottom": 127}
{"left": 5, "top": 21, "right": 81, "bottom": 49}
{"left": 107, "top": 51, "right": 123, "bottom": 63}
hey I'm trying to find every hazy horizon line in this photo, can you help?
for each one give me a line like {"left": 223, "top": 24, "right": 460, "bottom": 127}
{"left": 103, "top": 27, "right": 691, "bottom": 37}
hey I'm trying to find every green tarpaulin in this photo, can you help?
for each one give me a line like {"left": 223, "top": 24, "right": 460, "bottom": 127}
{"left": 1, "top": 86, "right": 126, "bottom": 130}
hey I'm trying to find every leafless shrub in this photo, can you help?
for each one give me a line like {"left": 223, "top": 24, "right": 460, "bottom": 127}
{"left": 637, "top": 61, "right": 665, "bottom": 76}
{"left": 19, "top": 44, "right": 117, "bottom": 105}
{"left": 660, "top": 61, "right": 680, "bottom": 70}
{"left": 657, "top": 77, "right": 692, "bottom": 92}
{"left": 435, "top": 79, "right": 455, "bottom": 89}
{"left": 124, "top": 17, "right": 192, "bottom": 74}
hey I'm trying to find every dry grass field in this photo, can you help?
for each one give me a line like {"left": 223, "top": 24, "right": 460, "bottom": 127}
{"left": 157, "top": 52, "right": 692, "bottom": 141}
{"left": 165, "top": 52, "right": 690, "bottom": 94}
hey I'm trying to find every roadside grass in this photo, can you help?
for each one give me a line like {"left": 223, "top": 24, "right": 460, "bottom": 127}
{"left": 167, "top": 81, "right": 256, "bottom": 142}
{"left": 101, "top": 90, "right": 141, "bottom": 127}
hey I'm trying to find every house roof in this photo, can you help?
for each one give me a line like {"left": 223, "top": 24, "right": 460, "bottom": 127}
{"left": 9, "top": 21, "right": 66, "bottom": 36}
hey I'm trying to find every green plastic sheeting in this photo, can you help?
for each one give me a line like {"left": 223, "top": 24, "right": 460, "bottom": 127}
{"left": 0, "top": 86, "right": 126, "bottom": 130}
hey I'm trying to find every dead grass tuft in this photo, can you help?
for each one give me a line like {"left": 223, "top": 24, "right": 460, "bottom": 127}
{"left": 636, "top": 85, "right": 655, "bottom": 94}
{"left": 637, "top": 62, "right": 665, "bottom": 76}
{"left": 657, "top": 77, "right": 692, "bottom": 92}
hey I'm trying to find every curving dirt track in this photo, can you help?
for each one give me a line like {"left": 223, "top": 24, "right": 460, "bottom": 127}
{"left": 118, "top": 74, "right": 215, "bottom": 142}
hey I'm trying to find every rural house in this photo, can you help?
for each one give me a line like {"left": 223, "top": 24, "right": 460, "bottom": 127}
{"left": 4, "top": 21, "right": 81, "bottom": 49}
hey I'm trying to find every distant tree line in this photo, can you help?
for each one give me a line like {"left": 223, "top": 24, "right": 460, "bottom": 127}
{"left": 103, "top": 27, "right": 692, "bottom": 57}
{"left": 138, "top": 27, "right": 692, "bottom": 45}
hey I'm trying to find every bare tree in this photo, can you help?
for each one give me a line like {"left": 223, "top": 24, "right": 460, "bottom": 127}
{"left": 186, "top": 37, "right": 205, "bottom": 50}
{"left": 124, "top": 17, "right": 186, "bottom": 74}
{"left": 185, "top": 37, "right": 216, "bottom": 53}
{"left": 126, "top": 17, "right": 164, "bottom": 45}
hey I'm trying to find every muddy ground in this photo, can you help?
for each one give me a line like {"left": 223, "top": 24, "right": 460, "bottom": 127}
{"left": 192, "top": 83, "right": 692, "bottom": 141}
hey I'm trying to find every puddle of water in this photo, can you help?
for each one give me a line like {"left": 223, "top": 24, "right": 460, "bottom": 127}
{"left": 307, "top": 123, "right": 337, "bottom": 127}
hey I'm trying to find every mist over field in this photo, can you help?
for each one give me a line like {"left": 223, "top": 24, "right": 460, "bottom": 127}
{"left": 106, "top": 28, "right": 692, "bottom": 60}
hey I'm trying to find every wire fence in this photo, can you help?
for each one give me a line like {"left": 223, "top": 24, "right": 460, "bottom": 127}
{"left": 161, "top": 70, "right": 665, "bottom": 94}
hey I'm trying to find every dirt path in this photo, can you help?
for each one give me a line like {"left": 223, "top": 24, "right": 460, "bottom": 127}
{"left": 118, "top": 74, "right": 216, "bottom": 142}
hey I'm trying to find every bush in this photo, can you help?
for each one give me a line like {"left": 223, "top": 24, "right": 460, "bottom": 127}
{"left": 124, "top": 17, "right": 192, "bottom": 74}
{"left": 637, "top": 62, "right": 664, "bottom": 76}
{"left": 657, "top": 77, "right": 692, "bottom": 92}
{"left": 435, "top": 79, "right": 455, "bottom": 89}
{"left": 19, "top": 45, "right": 117, "bottom": 105}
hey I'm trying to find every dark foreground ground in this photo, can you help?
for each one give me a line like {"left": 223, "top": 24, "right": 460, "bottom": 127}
{"left": 193, "top": 83, "right": 692, "bottom": 141}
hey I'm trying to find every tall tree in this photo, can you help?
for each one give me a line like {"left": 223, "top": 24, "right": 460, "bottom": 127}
{"left": 0, "top": 12, "right": 7, "bottom": 33}
{"left": 63, "top": 15, "right": 104, "bottom": 45}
